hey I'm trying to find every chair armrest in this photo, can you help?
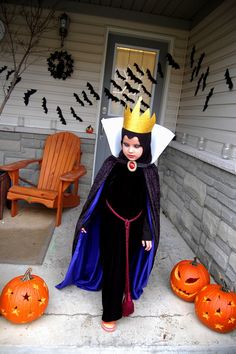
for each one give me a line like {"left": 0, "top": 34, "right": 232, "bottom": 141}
{"left": 0, "top": 159, "right": 42, "bottom": 172}
{"left": 60, "top": 165, "right": 87, "bottom": 182}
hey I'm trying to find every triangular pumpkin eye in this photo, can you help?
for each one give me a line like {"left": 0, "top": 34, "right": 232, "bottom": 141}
{"left": 185, "top": 277, "right": 199, "bottom": 283}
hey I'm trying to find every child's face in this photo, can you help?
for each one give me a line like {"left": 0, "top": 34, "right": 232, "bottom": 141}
{"left": 122, "top": 135, "right": 143, "bottom": 161}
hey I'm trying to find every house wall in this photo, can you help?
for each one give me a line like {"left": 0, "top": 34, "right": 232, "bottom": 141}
{"left": 175, "top": 0, "right": 236, "bottom": 162}
{"left": 160, "top": 0, "right": 236, "bottom": 288}
{"left": 0, "top": 7, "right": 188, "bottom": 135}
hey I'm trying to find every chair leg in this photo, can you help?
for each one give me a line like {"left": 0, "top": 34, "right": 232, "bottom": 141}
{"left": 56, "top": 189, "right": 63, "bottom": 226}
{"left": 11, "top": 200, "right": 18, "bottom": 217}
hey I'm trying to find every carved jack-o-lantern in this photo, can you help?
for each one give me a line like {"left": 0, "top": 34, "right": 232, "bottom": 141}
{"left": 0, "top": 268, "right": 49, "bottom": 324}
{"left": 195, "top": 283, "right": 236, "bottom": 333}
{"left": 170, "top": 257, "right": 210, "bottom": 302}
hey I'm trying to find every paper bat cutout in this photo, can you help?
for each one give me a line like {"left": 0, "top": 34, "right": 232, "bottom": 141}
{"left": 70, "top": 107, "right": 83, "bottom": 121}
{"left": 190, "top": 67, "right": 196, "bottom": 82}
{"left": 195, "top": 52, "right": 205, "bottom": 77}
{"left": 166, "top": 53, "right": 180, "bottom": 69}
{"left": 141, "top": 85, "right": 151, "bottom": 97}
{"left": 42, "top": 97, "right": 48, "bottom": 114}
{"left": 203, "top": 87, "right": 214, "bottom": 111}
{"left": 56, "top": 106, "right": 66, "bottom": 125}
{"left": 82, "top": 90, "right": 93, "bottom": 105}
{"left": 23, "top": 89, "right": 37, "bottom": 106}
{"left": 86, "top": 82, "right": 100, "bottom": 100}
{"left": 119, "top": 99, "right": 127, "bottom": 107}
{"left": 134, "top": 63, "right": 144, "bottom": 76}
{"left": 6, "top": 70, "right": 15, "bottom": 81}
{"left": 125, "top": 82, "right": 140, "bottom": 94}
{"left": 225, "top": 69, "right": 233, "bottom": 90}
{"left": 141, "top": 99, "right": 150, "bottom": 109}
{"left": 146, "top": 69, "right": 157, "bottom": 84}
{"left": 73, "top": 93, "right": 84, "bottom": 106}
{"left": 0, "top": 65, "right": 7, "bottom": 74}
{"left": 104, "top": 87, "right": 119, "bottom": 102}
{"left": 127, "top": 67, "right": 142, "bottom": 84}
{"left": 116, "top": 69, "right": 126, "bottom": 80}
{"left": 157, "top": 62, "right": 164, "bottom": 78}
{"left": 110, "top": 79, "right": 122, "bottom": 91}
{"left": 194, "top": 74, "right": 204, "bottom": 96}
{"left": 190, "top": 45, "right": 196, "bottom": 68}
{"left": 202, "top": 67, "right": 209, "bottom": 91}
{"left": 7, "top": 76, "right": 21, "bottom": 92}
{"left": 122, "top": 93, "right": 135, "bottom": 104}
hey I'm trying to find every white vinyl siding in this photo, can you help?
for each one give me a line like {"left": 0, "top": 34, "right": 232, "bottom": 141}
{"left": 0, "top": 7, "right": 188, "bottom": 135}
{"left": 176, "top": 0, "right": 236, "bottom": 161}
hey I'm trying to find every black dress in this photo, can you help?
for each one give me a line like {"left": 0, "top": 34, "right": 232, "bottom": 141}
{"left": 100, "top": 162, "right": 150, "bottom": 322}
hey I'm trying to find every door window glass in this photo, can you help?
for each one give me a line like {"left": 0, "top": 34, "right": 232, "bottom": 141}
{"left": 109, "top": 46, "right": 158, "bottom": 116}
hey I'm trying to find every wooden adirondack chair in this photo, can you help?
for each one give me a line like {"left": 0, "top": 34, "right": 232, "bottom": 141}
{"left": 0, "top": 132, "right": 87, "bottom": 226}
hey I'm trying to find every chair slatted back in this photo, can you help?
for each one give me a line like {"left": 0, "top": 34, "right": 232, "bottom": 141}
{"left": 38, "top": 132, "right": 81, "bottom": 191}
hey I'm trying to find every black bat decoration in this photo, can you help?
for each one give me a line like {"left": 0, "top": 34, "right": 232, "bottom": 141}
{"left": 42, "top": 97, "right": 48, "bottom": 114}
{"left": 70, "top": 107, "right": 83, "bottom": 121}
{"left": 86, "top": 82, "right": 100, "bottom": 100}
{"left": 23, "top": 89, "right": 37, "bottom": 106}
{"left": 104, "top": 87, "right": 119, "bottom": 102}
{"left": 82, "top": 90, "right": 93, "bottom": 105}
{"left": 157, "top": 62, "right": 164, "bottom": 78}
{"left": 127, "top": 67, "right": 142, "bottom": 84}
{"left": 116, "top": 69, "right": 126, "bottom": 81}
{"left": 0, "top": 65, "right": 7, "bottom": 74}
{"left": 190, "top": 45, "right": 196, "bottom": 68}
{"left": 122, "top": 93, "right": 135, "bottom": 104}
{"left": 203, "top": 87, "right": 214, "bottom": 111}
{"left": 202, "top": 67, "right": 209, "bottom": 91}
{"left": 141, "top": 99, "right": 150, "bottom": 109}
{"left": 110, "top": 79, "right": 122, "bottom": 91}
{"left": 194, "top": 73, "right": 204, "bottom": 96}
{"left": 134, "top": 63, "right": 144, "bottom": 76}
{"left": 7, "top": 76, "right": 21, "bottom": 92}
{"left": 146, "top": 69, "right": 157, "bottom": 84}
{"left": 140, "top": 108, "right": 145, "bottom": 113}
{"left": 190, "top": 66, "right": 197, "bottom": 82}
{"left": 119, "top": 99, "right": 127, "bottom": 107}
{"left": 6, "top": 69, "right": 15, "bottom": 81}
{"left": 125, "top": 82, "right": 140, "bottom": 94}
{"left": 56, "top": 106, "right": 66, "bottom": 125}
{"left": 195, "top": 52, "right": 205, "bottom": 77}
{"left": 225, "top": 69, "right": 233, "bottom": 90}
{"left": 166, "top": 53, "right": 180, "bottom": 69}
{"left": 73, "top": 93, "right": 84, "bottom": 106}
{"left": 141, "top": 85, "right": 151, "bottom": 97}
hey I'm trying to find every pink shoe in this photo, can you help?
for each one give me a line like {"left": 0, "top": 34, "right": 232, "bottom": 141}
{"left": 101, "top": 321, "right": 116, "bottom": 332}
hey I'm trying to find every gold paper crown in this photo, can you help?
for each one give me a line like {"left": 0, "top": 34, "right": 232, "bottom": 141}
{"left": 123, "top": 96, "right": 156, "bottom": 134}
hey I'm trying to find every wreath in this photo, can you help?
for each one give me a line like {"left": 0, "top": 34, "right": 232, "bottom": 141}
{"left": 47, "top": 50, "right": 74, "bottom": 80}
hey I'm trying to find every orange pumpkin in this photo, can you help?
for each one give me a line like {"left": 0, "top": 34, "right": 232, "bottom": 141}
{"left": 170, "top": 257, "right": 210, "bottom": 302}
{"left": 0, "top": 268, "right": 49, "bottom": 324}
{"left": 195, "top": 283, "right": 236, "bottom": 333}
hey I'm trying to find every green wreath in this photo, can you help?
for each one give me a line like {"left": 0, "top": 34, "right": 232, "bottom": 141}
{"left": 47, "top": 50, "right": 74, "bottom": 80}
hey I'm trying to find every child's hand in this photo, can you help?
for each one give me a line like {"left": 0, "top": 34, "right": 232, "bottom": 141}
{"left": 142, "top": 240, "right": 152, "bottom": 251}
{"left": 81, "top": 227, "right": 87, "bottom": 233}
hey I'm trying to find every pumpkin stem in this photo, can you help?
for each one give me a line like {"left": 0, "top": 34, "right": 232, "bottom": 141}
{"left": 191, "top": 257, "right": 198, "bottom": 266}
{"left": 21, "top": 268, "right": 33, "bottom": 281}
{"left": 220, "top": 278, "right": 230, "bottom": 293}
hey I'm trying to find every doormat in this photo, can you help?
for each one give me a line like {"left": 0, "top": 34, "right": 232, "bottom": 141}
{"left": 0, "top": 206, "right": 55, "bottom": 265}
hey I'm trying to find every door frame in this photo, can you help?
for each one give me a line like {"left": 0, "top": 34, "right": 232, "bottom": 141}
{"left": 92, "top": 27, "right": 174, "bottom": 181}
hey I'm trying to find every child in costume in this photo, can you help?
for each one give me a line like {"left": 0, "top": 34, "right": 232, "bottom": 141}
{"left": 56, "top": 97, "right": 174, "bottom": 332}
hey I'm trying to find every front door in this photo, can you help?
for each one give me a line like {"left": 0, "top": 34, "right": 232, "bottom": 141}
{"left": 94, "top": 33, "right": 168, "bottom": 176}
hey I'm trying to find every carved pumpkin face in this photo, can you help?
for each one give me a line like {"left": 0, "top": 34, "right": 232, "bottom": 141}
{"left": 195, "top": 284, "right": 236, "bottom": 333}
{"left": 170, "top": 258, "right": 210, "bottom": 302}
{"left": 0, "top": 268, "right": 49, "bottom": 324}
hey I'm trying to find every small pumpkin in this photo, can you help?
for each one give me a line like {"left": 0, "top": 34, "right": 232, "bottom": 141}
{"left": 170, "top": 257, "right": 210, "bottom": 302}
{"left": 86, "top": 125, "right": 94, "bottom": 134}
{"left": 195, "top": 282, "right": 236, "bottom": 333}
{"left": 0, "top": 268, "right": 49, "bottom": 324}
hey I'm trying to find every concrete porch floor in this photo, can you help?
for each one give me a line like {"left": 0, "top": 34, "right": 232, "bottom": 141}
{"left": 0, "top": 203, "right": 235, "bottom": 354}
